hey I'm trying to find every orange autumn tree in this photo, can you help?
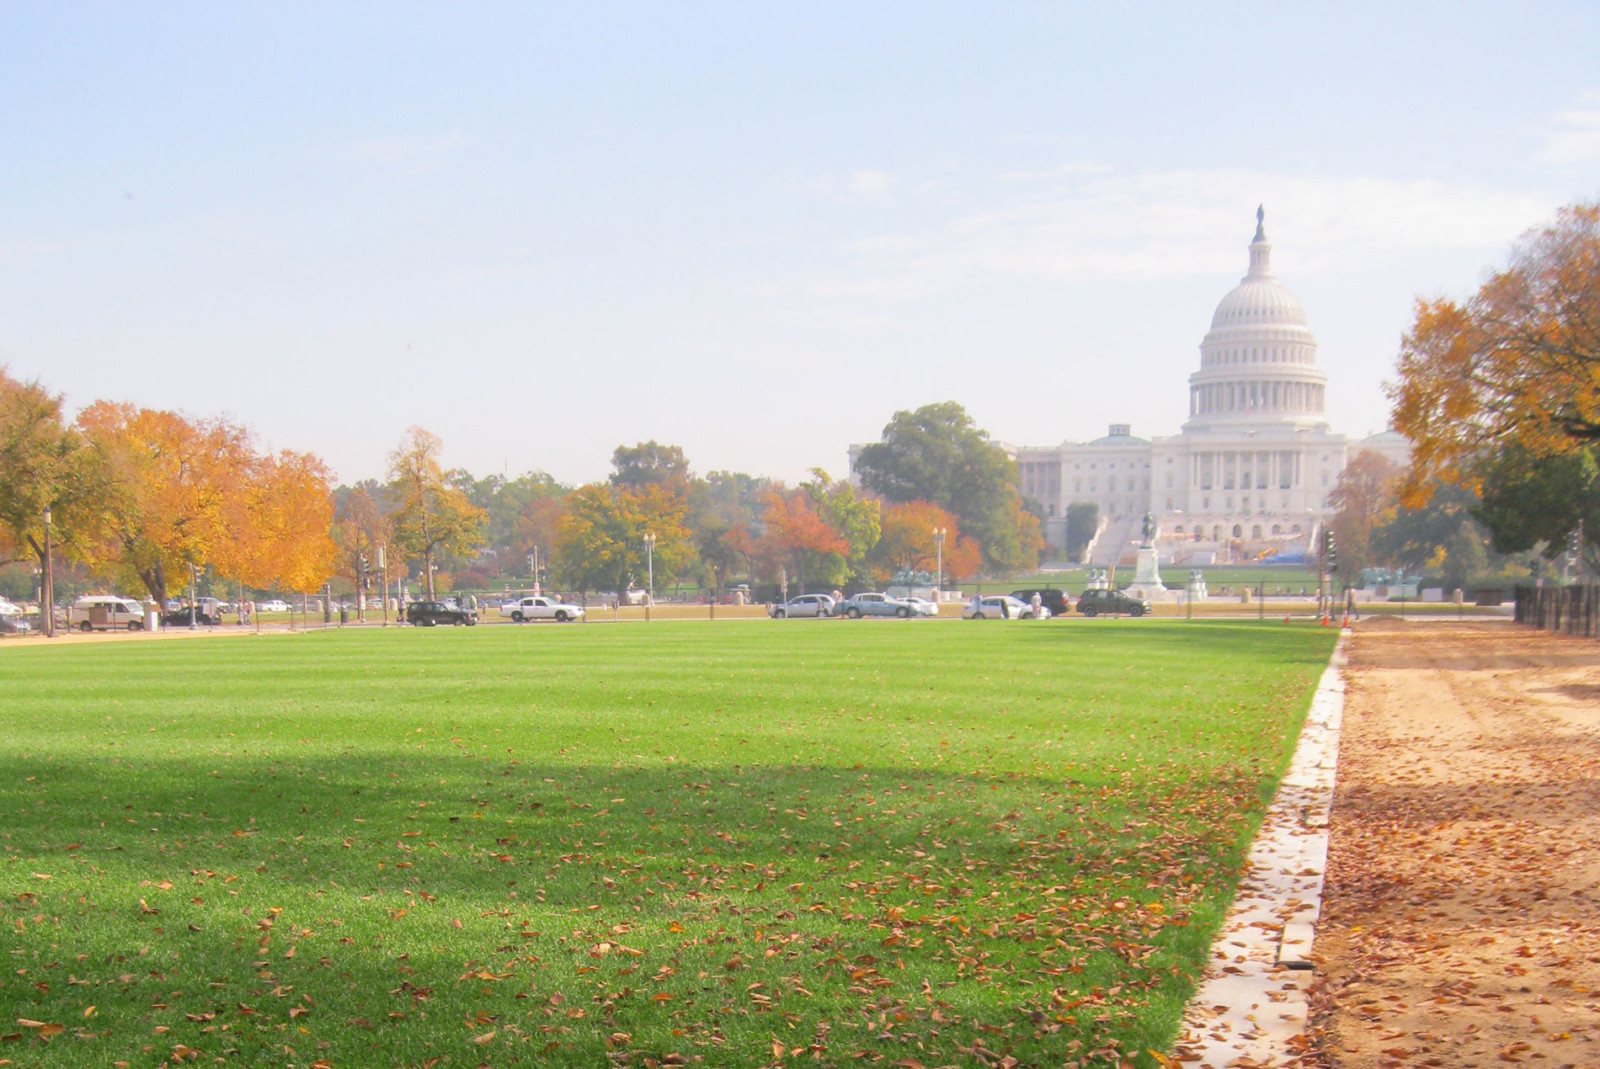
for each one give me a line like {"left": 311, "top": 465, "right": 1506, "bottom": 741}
{"left": 760, "top": 487, "right": 848, "bottom": 594}
{"left": 76, "top": 402, "right": 337, "bottom": 604}
{"left": 1390, "top": 200, "right": 1600, "bottom": 503}
{"left": 76, "top": 403, "right": 252, "bottom": 605}
{"left": 871, "top": 501, "right": 982, "bottom": 585}
{"left": 248, "top": 450, "right": 338, "bottom": 596}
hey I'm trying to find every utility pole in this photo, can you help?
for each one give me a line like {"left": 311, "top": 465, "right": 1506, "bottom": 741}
{"left": 643, "top": 533, "right": 656, "bottom": 609}
{"left": 42, "top": 507, "right": 55, "bottom": 638}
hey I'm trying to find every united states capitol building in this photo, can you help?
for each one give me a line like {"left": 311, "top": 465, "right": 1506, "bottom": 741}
{"left": 857, "top": 209, "right": 1410, "bottom": 565}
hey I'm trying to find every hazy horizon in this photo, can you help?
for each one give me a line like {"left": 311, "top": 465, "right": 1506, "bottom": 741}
{"left": 3, "top": 4, "right": 1598, "bottom": 486}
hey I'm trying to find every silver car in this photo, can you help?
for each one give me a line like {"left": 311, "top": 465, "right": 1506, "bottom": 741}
{"left": 838, "top": 593, "right": 914, "bottom": 619}
{"left": 769, "top": 594, "right": 835, "bottom": 619}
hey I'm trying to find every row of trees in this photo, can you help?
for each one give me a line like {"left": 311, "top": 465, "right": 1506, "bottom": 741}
{"left": 0, "top": 379, "right": 338, "bottom": 608}
{"left": 2, "top": 378, "right": 1046, "bottom": 607}
{"left": 329, "top": 404, "right": 1044, "bottom": 602}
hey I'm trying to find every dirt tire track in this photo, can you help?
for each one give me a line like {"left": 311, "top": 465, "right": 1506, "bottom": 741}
{"left": 1310, "top": 619, "right": 1600, "bottom": 1068}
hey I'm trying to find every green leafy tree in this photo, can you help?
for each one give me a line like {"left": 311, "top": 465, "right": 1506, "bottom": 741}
{"left": 686, "top": 470, "right": 773, "bottom": 592}
{"left": 610, "top": 441, "right": 691, "bottom": 493}
{"left": 555, "top": 483, "right": 692, "bottom": 600}
{"left": 853, "top": 402, "right": 1027, "bottom": 570}
{"left": 0, "top": 370, "right": 80, "bottom": 566}
{"left": 1440, "top": 518, "right": 1489, "bottom": 594}
{"left": 1474, "top": 445, "right": 1600, "bottom": 571}
{"left": 1371, "top": 482, "right": 1482, "bottom": 575}
{"left": 1064, "top": 502, "right": 1099, "bottom": 560}
{"left": 801, "top": 469, "right": 881, "bottom": 586}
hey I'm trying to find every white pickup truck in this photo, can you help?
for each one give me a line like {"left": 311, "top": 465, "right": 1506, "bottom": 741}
{"left": 499, "top": 596, "right": 585, "bottom": 623}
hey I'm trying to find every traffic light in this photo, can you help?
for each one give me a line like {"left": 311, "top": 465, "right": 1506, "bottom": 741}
{"left": 1325, "top": 529, "right": 1338, "bottom": 574}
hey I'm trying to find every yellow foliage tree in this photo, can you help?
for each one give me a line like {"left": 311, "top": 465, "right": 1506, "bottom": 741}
{"left": 387, "top": 427, "right": 486, "bottom": 598}
{"left": 1391, "top": 201, "right": 1600, "bottom": 503}
{"left": 245, "top": 450, "right": 339, "bottom": 595}
{"left": 555, "top": 483, "right": 692, "bottom": 599}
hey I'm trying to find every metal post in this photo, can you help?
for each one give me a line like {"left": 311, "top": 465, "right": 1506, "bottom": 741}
{"left": 933, "top": 527, "right": 946, "bottom": 597}
{"left": 42, "top": 508, "right": 55, "bottom": 638}
{"left": 379, "top": 545, "right": 389, "bottom": 627}
{"left": 189, "top": 563, "right": 198, "bottom": 630}
{"left": 644, "top": 532, "right": 656, "bottom": 608}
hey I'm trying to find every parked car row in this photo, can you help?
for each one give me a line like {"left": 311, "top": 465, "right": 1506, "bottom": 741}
{"left": 767, "top": 587, "right": 1151, "bottom": 620}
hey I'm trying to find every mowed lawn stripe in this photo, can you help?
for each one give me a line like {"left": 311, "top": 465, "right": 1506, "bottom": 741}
{"left": 1, "top": 620, "right": 1334, "bottom": 1067}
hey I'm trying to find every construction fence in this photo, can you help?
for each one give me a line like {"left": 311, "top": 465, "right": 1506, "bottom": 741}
{"left": 1515, "top": 583, "right": 1600, "bottom": 639}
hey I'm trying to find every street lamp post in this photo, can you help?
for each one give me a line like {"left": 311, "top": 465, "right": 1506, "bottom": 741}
{"left": 643, "top": 532, "right": 656, "bottom": 604}
{"left": 42, "top": 507, "right": 54, "bottom": 638}
{"left": 379, "top": 544, "right": 389, "bottom": 627}
{"left": 932, "top": 527, "right": 947, "bottom": 597}
{"left": 189, "top": 562, "right": 199, "bottom": 629}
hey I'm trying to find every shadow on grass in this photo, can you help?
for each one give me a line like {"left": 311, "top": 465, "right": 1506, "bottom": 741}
{"left": 1, "top": 753, "right": 1267, "bottom": 1067}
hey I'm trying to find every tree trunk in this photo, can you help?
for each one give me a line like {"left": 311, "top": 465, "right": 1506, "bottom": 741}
{"left": 425, "top": 548, "right": 436, "bottom": 599}
{"left": 140, "top": 560, "right": 168, "bottom": 608}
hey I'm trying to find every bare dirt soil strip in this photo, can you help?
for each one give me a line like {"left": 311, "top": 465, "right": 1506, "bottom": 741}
{"left": 1311, "top": 619, "right": 1600, "bottom": 1068}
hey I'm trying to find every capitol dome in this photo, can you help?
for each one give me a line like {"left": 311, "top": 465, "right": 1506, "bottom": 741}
{"left": 1184, "top": 207, "right": 1327, "bottom": 432}
{"left": 1208, "top": 276, "right": 1309, "bottom": 329}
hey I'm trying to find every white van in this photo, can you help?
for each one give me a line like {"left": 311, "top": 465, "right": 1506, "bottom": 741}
{"left": 71, "top": 595, "right": 147, "bottom": 632}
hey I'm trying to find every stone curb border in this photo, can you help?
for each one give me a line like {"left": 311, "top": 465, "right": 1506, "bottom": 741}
{"left": 1174, "top": 631, "right": 1348, "bottom": 1066}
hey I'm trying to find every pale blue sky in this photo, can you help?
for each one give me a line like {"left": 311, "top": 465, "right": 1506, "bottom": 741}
{"left": 3, "top": 3, "right": 1597, "bottom": 485}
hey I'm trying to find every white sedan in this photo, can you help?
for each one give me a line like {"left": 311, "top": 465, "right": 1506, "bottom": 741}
{"left": 500, "top": 595, "right": 585, "bottom": 623}
{"left": 901, "top": 597, "right": 939, "bottom": 617}
{"left": 962, "top": 595, "right": 1049, "bottom": 620}
{"left": 769, "top": 594, "right": 835, "bottom": 619}
{"left": 257, "top": 600, "right": 291, "bottom": 613}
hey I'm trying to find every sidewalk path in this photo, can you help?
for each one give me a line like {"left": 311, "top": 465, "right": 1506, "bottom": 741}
{"left": 1310, "top": 620, "right": 1600, "bottom": 1067}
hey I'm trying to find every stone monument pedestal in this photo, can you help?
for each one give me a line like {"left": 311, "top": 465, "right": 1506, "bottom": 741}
{"left": 1125, "top": 545, "right": 1169, "bottom": 601}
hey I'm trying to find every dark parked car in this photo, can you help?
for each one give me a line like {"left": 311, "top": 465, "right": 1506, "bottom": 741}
{"left": 406, "top": 600, "right": 478, "bottom": 627}
{"left": 1075, "top": 588, "right": 1149, "bottom": 617}
{"left": 1010, "top": 588, "right": 1072, "bottom": 616}
{"left": 161, "top": 608, "right": 221, "bottom": 627}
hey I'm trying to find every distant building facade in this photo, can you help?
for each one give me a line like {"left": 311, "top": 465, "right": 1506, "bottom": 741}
{"left": 855, "top": 209, "right": 1411, "bottom": 564}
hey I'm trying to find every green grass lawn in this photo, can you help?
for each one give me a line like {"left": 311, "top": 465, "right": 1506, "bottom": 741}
{"left": 1, "top": 621, "right": 1335, "bottom": 1067}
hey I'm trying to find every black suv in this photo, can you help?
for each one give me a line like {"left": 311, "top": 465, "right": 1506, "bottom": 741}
{"left": 405, "top": 600, "right": 477, "bottom": 627}
{"left": 1075, "top": 588, "right": 1148, "bottom": 617}
{"left": 161, "top": 607, "right": 221, "bottom": 627}
{"left": 1009, "top": 589, "right": 1072, "bottom": 617}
